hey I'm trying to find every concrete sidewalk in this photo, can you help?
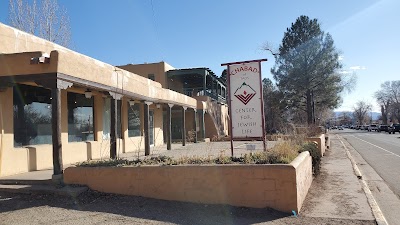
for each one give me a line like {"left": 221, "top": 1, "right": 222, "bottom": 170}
{"left": 301, "top": 134, "right": 376, "bottom": 223}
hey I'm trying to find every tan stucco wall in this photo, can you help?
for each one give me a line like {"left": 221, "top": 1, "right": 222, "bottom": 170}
{"left": 0, "top": 23, "right": 68, "bottom": 54}
{"left": 0, "top": 88, "right": 29, "bottom": 176}
{"left": 204, "top": 113, "right": 218, "bottom": 138}
{"left": 325, "top": 135, "right": 331, "bottom": 149}
{"left": 292, "top": 151, "right": 313, "bottom": 211}
{"left": 306, "top": 134, "right": 326, "bottom": 156}
{"left": 117, "top": 62, "right": 175, "bottom": 88}
{"left": 64, "top": 151, "right": 312, "bottom": 213}
{"left": 195, "top": 96, "right": 229, "bottom": 137}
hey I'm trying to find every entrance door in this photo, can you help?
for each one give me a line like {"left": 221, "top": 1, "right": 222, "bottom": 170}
{"left": 149, "top": 110, "right": 154, "bottom": 146}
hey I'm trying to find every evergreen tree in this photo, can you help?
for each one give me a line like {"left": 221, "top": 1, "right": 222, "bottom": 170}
{"left": 271, "top": 15, "right": 343, "bottom": 125}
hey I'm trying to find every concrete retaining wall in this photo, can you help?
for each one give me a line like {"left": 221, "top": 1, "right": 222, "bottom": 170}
{"left": 325, "top": 135, "right": 331, "bottom": 150}
{"left": 306, "top": 134, "right": 326, "bottom": 156}
{"left": 64, "top": 152, "right": 312, "bottom": 213}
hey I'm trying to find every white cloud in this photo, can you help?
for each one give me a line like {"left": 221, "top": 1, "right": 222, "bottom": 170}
{"left": 338, "top": 70, "right": 352, "bottom": 74}
{"left": 349, "top": 66, "right": 367, "bottom": 70}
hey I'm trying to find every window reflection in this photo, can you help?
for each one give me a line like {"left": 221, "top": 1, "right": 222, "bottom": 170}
{"left": 67, "top": 92, "right": 94, "bottom": 142}
{"left": 128, "top": 104, "right": 141, "bottom": 137}
{"left": 103, "top": 98, "right": 122, "bottom": 139}
{"left": 103, "top": 98, "right": 111, "bottom": 139}
{"left": 13, "top": 84, "right": 52, "bottom": 147}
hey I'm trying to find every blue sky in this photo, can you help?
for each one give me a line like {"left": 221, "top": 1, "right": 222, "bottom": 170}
{"left": 1, "top": 0, "right": 398, "bottom": 112}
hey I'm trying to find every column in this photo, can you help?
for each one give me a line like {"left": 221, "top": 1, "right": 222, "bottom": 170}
{"left": 182, "top": 106, "right": 187, "bottom": 146}
{"left": 51, "top": 80, "right": 72, "bottom": 177}
{"left": 51, "top": 88, "right": 62, "bottom": 175}
{"left": 201, "top": 109, "right": 206, "bottom": 139}
{"left": 110, "top": 98, "right": 117, "bottom": 159}
{"left": 144, "top": 101, "right": 153, "bottom": 155}
{"left": 167, "top": 103, "right": 173, "bottom": 150}
{"left": 109, "top": 92, "right": 122, "bottom": 159}
{"left": 193, "top": 109, "right": 198, "bottom": 143}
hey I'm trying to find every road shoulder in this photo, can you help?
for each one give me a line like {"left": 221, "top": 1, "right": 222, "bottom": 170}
{"left": 339, "top": 134, "right": 400, "bottom": 225}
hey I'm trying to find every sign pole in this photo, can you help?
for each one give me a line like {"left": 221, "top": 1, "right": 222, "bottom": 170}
{"left": 226, "top": 65, "right": 234, "bottom": 157}
{"left": 258, "top": 61, "right": 267, "bottom": 151}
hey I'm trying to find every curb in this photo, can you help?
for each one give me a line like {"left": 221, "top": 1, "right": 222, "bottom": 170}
{"left": 336, "top": 134, "right": 388, "bottom": 225}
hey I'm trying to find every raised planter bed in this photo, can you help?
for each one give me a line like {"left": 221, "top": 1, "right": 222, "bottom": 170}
{"left": 64, "top": 152, "right": 312, "bottom": 213}
{"left": 306, "top": 134, "right": 326, "bottom": 156}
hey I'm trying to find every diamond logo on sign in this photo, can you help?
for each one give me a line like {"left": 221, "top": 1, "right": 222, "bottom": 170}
{"left": 234, "top": 82, "right": 256, "bottom": 105}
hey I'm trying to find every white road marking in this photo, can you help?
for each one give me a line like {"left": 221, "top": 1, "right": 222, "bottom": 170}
{"left": 337, "top": 135, "right": 389, "bottom": 225}
{"left": 350, "top": 135, "right": 400, "bottom": 158}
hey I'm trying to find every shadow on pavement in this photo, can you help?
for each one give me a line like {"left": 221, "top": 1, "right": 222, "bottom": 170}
{"left": 0, "top": 190, "right": 290, "bottom": 225}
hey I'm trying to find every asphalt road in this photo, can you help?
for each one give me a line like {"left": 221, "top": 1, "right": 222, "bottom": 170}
{"left": 335, "top": 128, "right": 400, "bottom": 197}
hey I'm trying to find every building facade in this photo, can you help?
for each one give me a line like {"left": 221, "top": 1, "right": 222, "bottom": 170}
{"left": 0, "top": 23, "right": 229, "bottom": 178}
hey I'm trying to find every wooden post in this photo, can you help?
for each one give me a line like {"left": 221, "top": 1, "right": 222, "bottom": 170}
{"left": 167, "top": 103, "right": 173, "bottom": 150}
{"left": 182, "top": 106, "right": 187, "bottom": 146}
{"left": 50, "top": 80, "right": 72, "bottom": 178}
{"left": 108, "top": 92, "right": 123, "bottom": 159}
{"left": 51, "top": 88, "right": 63, "bottom": 175}
{"left": 201, "top": 109, "right": 206, "bottom": 139}
{"left": 144, "top": 101, "right": 152, "bottom": 155}
{"left": 110, "top": 98, "right": 117, "bottom": 159}
{"left": 193, "top": 109, "right": 198, "bottom": 143}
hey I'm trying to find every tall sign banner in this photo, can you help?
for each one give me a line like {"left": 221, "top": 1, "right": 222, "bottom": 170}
{"left": 222, "top": 59, "right": 267, "bottom": 155}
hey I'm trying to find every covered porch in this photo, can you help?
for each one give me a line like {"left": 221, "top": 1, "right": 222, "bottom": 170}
{"left": 0, "top": 51, "right": 197, "bottom": 179}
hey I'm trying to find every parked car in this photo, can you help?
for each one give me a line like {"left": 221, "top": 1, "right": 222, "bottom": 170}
{"left": 388, "top": 124, "right": 400, "bottom": 134}
{"left": 338, "top": 126, "right": 343, "bottom": 130}
{"left": 368, "top": 124, "right": 378, "bottom": 132}
{"left": 378, "top": 125, "right": 389, "bottom": 132}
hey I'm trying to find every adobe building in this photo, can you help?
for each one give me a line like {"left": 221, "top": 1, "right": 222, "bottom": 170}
{"left": 0, "top": 23, "right": 229, "bottom": 178}
{"left": 117, "top": 64, "right": 229, "bottom": 141}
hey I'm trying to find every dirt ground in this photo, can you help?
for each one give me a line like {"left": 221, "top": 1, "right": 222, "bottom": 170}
{"left": 0, "top": 190, "right": 375, "bottom": 225}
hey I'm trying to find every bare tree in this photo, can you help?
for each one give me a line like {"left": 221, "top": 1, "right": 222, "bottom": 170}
{"left": 374, "top": 80, "right": 400, "bottom": 123}
{"left": 353, "top": 101, "right": 372, "bottom": 125}
{"left": 374, "top": 81, "right": 391, "bottom": 124}
{"left": 8, "top": 0, "right": 71, "bottom": 47}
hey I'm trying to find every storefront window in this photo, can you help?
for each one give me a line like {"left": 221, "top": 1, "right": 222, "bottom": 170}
{"left": 67, "top": 92, "right": 94, "bottom": 142}
{"left": 13, "top": 84, "right": 52, "bottom": 147}
{"left": 128, "top": 104, "right": 141, "bottom": 137}
{"left": 103, "top": 98, "right": 122, "bottom": 139}
{"left": 103, "top": 98, "right": 111, "bottom": 139}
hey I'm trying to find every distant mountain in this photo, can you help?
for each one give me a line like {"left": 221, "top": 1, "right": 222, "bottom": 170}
{"left": 334, "top": 111, "right": 381, "bottom": 120}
